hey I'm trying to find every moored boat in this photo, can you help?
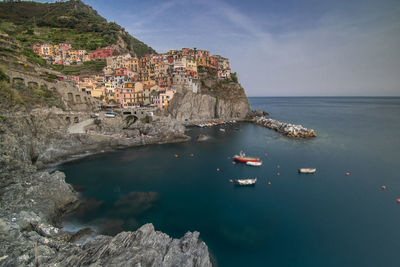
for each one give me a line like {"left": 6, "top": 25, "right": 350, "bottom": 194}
{"left": 104, "top": 112, "right": 117, "bottom": 118}
{"left": 234, "top": 178, "right": 257, "bottom": 185}
{"left": 298, "top": 168, "right": 316, "bottom": 174}
{"left": 233, "top": 151, "right": 259, "bottom": 163}
{"left": 246, "top": 161, "right": 262, "bottom": 166}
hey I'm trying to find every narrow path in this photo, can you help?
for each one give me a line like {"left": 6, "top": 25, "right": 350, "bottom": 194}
{"left": 68, "top": 119, "right": 94, "bottom": 134}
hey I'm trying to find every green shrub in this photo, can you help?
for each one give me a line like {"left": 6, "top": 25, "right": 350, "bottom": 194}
{"left": 0, "top": 68, "right": 9, "bottom": 82}
{"left": 0, "top": 81, "right": 23, "bottom": 105}
{"left": 141, "top": 115, "right": 151, "bottom": 123}
{"left": 231, "top": 72, "right": 238, "bottom": 83}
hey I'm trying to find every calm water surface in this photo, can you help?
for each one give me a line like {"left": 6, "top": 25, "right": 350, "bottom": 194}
{"left": 60, "top": 97, "right": 400, "bottom": 267}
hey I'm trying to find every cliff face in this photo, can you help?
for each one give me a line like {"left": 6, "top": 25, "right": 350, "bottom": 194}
{"left": 167, "top": 74, "right": 251, "bottom": 122}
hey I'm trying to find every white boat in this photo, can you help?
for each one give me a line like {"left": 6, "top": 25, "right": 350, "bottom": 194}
{"left": 298, "top": 168, "right": 316, "bottom": 174}
{"left": 219, "top": 128, "right": 225, "bottom": 132}
{"left": 246, "top": 161, "right": 262, "bottom": 166}
{"left": 235, "top": 178, "right": 257, "bottom": 185}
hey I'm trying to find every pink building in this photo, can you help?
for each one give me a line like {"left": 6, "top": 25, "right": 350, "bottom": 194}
{"left": 115, "top": 87, "right": 135, "bottom": 107}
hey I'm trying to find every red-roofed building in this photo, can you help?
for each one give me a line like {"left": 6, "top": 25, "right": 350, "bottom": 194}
{"left": 89, "top": 47, "right": 115, "bottom": 59}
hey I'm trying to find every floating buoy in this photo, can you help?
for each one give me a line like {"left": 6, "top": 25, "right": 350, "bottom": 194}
{"left": 232, "top": 162, "right": 236, "bottom": 165}
{"left": 346, "top": 172, "right": 350, "bottom": 176}
{"left": 190, "top": 154, "right": 194, "bottom": 157}
{"left": 277, "top": 172, "right": 280, "bottom": 176}
{"left": 267, "top": 181, "right": 271, "bottom": 185}
{"left": 277, "top": 165, "right": 280, "bottom": 169}
{"left": 381, "top": 185, "right": 386, "bottom": 190}
{"left": 217, "top": 168, "right": 220, "bottom": 172}
{"left": 397, "top": 199, "right": 400, "bottom": 203}
{"left": 229, "top": 179, "right": 233, "bottom": 183}
{"left": 174, "top": 154, "right": 179, "bottom": 158}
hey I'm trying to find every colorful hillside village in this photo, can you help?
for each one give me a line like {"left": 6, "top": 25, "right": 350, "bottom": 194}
{"left": 32, "top": 44, "right": 232, "bottom": 108}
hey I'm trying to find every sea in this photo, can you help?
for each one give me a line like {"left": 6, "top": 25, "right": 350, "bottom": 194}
{"left": 59, "top": 97, "right": 400, "bottom": 267}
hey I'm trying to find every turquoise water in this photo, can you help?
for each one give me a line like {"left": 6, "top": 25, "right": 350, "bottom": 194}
{"left": 60, "top": 97, "right": 400, "bottom": 267}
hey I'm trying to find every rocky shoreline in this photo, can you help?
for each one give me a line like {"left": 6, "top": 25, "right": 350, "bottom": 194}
{"left": 254, "top": 116, "right": 317, "bottom": 138}
{"left": 0, "top": 108, "right": 213, "bottom": 267}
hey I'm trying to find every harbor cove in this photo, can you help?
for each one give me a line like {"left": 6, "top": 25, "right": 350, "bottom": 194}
{"left": 1, "top": 0, "right": 400, "bottom": 266}
{"left": 60, "top": 97, "right": 400, "bottom": 267}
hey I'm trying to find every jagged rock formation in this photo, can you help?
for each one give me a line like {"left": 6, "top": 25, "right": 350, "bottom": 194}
{"left": 167, "top": 74, "right": 251, "bottom": 123}
{"left": 255, "top": 116, "right": 317, "bottom": 138}
{"left": 0, "top": 212, "right": 211, "bottom": 267}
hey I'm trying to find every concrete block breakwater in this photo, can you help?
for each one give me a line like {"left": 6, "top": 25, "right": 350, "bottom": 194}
{"left": 255, "top": 117, "right": 317, "bottom": 138}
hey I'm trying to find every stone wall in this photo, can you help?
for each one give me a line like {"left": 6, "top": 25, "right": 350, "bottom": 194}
{"left": 6, "top": 70, "right": 101, "bottom": 111}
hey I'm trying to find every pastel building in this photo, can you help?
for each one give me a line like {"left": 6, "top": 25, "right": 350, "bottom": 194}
{"left": 152, "top": 89, "right": 175, "bottom": 108}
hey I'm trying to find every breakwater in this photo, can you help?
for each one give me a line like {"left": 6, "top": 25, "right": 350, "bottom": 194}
{"left": 255, "top": 116, "right": 317, "bottom": 137}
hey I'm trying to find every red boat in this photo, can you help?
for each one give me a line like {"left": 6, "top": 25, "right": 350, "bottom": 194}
{"left": 233, "top": 151, "right": 260, "bottom": 162}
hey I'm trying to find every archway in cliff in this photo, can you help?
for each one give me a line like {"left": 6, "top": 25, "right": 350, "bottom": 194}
{"left": 27, "top": 81, "right": 39, "bottom": 89}
{"left": 12, "top": 77, "right": 25, "bottom": 87}
{"left": 75, "top": 95, "right": 81, "bottom": 104}
{"left": 67, "top": 93, "right": 74, "bottom": 102}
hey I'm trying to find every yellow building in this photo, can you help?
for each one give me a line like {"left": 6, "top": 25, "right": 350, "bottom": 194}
{"left": 143, "top": 85, "right": 159, "bottom": 105}
{"left": 91, "top": 88, "right": 104, "bottom": 98}
{"left": 186, "top": 56, "right": 197, "bottom": 72}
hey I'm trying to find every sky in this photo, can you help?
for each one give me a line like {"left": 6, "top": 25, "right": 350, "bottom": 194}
{"left": 41, "top": 0, "right": 400, "bottom": 96}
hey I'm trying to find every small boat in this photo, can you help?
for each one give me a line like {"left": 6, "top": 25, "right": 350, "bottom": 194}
{"left": 233, "top": 151, "right": 259, "bottom": 163}
{"left": 298, "top": 168, "right": 316, "bottom": 174}
{"left": 104, "top": 112, "right": 117, "bottom": 118}
{"left": 246, "top": 161, "right": 262, "bottom": 167}
{"left": 235, "top": 178, "right": 257, "bottom": 185}
{"left": 219, "top": 128, "right": 225, "bottom": 132}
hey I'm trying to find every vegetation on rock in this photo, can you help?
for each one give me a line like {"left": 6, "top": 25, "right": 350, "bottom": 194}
{"left": 0, "top": 0, "right": 155, "bottom": 77}
{"left": 0, "top": 78, "right": 63, "bottom": 110}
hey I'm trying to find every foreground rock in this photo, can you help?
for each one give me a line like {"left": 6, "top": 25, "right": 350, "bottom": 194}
{"left": 0, "top": 214, "right": 211, "bottom": 267}
{"left": 255, "top": 116, "right": 317, "bottom": 138}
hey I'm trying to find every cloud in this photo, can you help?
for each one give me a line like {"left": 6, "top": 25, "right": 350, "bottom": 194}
{"left": 220, "top": 1, "right": 400, "bottom": 96}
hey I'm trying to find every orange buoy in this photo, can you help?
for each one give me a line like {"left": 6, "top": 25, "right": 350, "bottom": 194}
{"left": 174, "top": 154, "right": 179, "bottom": 158}
{"left": 397, "top": 199, "right": 400, "bottom": 203}
{"left": 346, "top": 172, "right": 350, "bottom": 176}
{"left": 268, "top": 181, "right": 271, "bottom": 185}
{"left": 381, "top": 185, "right": 386, "bottom": 190}
{"left": 217, "top": 168, "right": 220, "bottom": 172}
{"left": 277, "top": 172, "right": 280, "bottom": 176}
{"left": 229, "top": 179, "right": 233, "bottom": 183}
{"left": 232, "top": 162, "right": 236, "bottom": 165}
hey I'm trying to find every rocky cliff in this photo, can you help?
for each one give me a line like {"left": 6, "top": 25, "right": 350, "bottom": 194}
{"left": 167, "top": 71, "right": 251, "bottom": 123}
